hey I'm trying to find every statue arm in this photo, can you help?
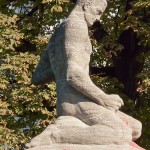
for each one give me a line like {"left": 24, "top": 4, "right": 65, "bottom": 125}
{"left": 67, "top": 57, "right": 124, "bottom": 111}
{"left": 31, "top": 50, "right": 55, "bottom": 85}
{"left": 67, "top": 58, "right": 108, "bottom": 106}
{"left": 65, "top": 23, "right": 124, "bottom": 110}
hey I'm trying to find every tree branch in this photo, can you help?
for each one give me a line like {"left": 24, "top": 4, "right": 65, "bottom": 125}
{"left": 1, "top": 0, "right": 36, "bottom": 8}
{"left": 17, "top": 5, "right": 39, "bottom": 23}
{"left": 1, "top": 0, "right": 18, "bottom": 8}
{"left": 114, "top": 4, "right": 122, "bottom": 38}
{"left": 90, "top": 66, "right": 116, "bottom": 77}
{"left": 91, "top": 21, "right": 108, "bottom": 42}
{"left": 27, "top": 5, "right": 38, "bottom": 16}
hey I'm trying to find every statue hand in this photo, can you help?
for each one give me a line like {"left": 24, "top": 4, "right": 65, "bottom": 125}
{"left": 102, "top": 94, "right": 124, "bottom": 111}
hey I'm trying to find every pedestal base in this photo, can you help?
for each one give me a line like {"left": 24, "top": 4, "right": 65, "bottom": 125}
{"left": 25, "top": 116, "right": 145, "bottom": 150}
{"left": 25, "top": 144, "right": 139, "bottom": 150}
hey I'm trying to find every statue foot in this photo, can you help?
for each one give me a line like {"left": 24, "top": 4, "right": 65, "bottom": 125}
{"left": 25, "top": 125, "right": 58, "bottom": 149}
{"left": 25, "top": 116, "right": 86, "bottom": 149}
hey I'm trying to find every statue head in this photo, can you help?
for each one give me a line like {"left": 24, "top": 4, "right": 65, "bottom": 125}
{"left": 76, "top": 0, "right": 107, "bottom": 26}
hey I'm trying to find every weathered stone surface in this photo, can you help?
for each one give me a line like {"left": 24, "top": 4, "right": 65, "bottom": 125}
{"left": 26, "top": 116, "right": 129, "bottom": 147}
{"left": 25, "top": 144, "right": 138, "bottom": 150}
{"left": 25, "top": 116, "right": 143, "bottom": 150}
{"left": 25, "top": 0, "right": 145, "bottom": 149}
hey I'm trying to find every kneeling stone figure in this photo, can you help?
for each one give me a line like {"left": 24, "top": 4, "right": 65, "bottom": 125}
{"left": 25, "top": 0, "right": 145, "bottom": 149}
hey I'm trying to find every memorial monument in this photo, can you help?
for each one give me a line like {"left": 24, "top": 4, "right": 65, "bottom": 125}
{"left": 25, "top": 0, "right": 145, "bottom": 149}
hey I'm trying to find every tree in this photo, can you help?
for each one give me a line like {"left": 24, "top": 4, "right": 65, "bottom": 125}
{"left": 90, "top": 0, "right": 150, "bottom": 147}
{"left": 0, "top": 0, "right": 149, "bottom": 149}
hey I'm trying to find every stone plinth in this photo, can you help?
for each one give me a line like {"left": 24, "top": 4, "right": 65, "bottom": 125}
{"left": 25, "top": 116, "right": 145, "bottom": 150}
{"left": 25, "top": 144, "right": 138, "bottom": 150}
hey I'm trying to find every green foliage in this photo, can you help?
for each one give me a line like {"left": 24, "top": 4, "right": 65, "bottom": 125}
{"left": 0, "top": 51, "right": 57, "bottom": 149}
{"left": 92, "top": 74, "right": 150, "bottom": 148}
{"left": 91, "top": 0, "right": 150, "bottom": 149}
{"left": 0, "top": 0, "right": 149, "bottom": 149}
{"left": 0, "top": 0, "right": 66, "bottom": 149}
{"left": 0, "top": 13, "right": 23, "bottom": 53}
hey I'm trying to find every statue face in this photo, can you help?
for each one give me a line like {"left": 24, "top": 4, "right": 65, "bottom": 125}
{"left": 83, "top": 0, "right": 107, "bottom": 26}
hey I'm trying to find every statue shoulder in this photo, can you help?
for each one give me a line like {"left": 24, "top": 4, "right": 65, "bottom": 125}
{"left": 65, "top": 19, "right": 88, "bottom": 31}
{"left": 48, "top": 19, "right": 88, "bottom": 44}
{"left": 64, "top": 19, "right": 88, "bottom": 42}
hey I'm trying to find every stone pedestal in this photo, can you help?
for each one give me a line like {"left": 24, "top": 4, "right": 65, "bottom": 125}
{"left": 25, "top": 144, "right": 138, "bottom": 150}
{"left": 25, "top": 116, "right": 145, "bottom": 150}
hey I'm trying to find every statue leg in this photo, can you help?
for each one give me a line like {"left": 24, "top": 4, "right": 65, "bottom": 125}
{"left": 61, "top": 101, "right": 133, "bottom": 144}
{"left": 116, "top": 111, "right": 142, "bottom": 141}
{"left": 25, "top": 102, "right": 132, "bottom": 148}
{"left": 47, "top": 108, "right": 132, "bottom": 145}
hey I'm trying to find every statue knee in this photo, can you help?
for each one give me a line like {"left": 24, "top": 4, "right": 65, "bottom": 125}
{"left": 113, "top": 120, "right": 132, "bottom": 144}
{"left": 132, "top": 120, "right": 142, "bottom": 140}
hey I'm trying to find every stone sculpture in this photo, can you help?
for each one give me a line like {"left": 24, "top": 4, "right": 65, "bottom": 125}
{"left": 25, "top": 0, "right": 145, "bottom": 149}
